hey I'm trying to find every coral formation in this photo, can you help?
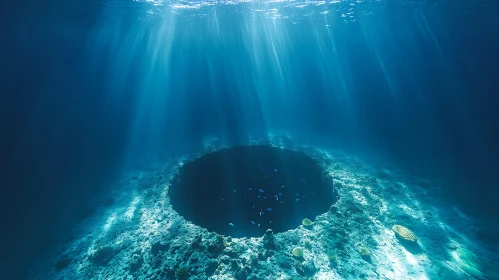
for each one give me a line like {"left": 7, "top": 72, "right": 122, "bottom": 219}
{"left": 175, "top": 264, "right": 189, "bottom": 279}
{"left": 327, "top": 251, "right": 338, "bottom": 266}
{"left": 329, "top": 204, "right": 338, "bottom": 214}
{"left": 190, "top": 252, "right": 199, "bottom": 260}
{"left": 302, "top": 218, "right": 314, "bottom": 226}
{"left": 358, "top": 247, "right": 370, "bottom": 257}
{"left": 392, "top": 225, "right": 417, "bottom": 242}
{"left": 292, "top": 247, "right": 304, "bottom": 257}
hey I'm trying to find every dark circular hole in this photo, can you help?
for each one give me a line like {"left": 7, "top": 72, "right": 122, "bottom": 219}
{"left": 169, "top": 146, "right": 337, "bottom": 238}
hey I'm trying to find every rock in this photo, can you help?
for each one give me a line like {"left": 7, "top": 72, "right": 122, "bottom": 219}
{"left": 191, "top": 234, "right": 203, "bottom": 249}
{"left": 263, "top": 229, "right": 276, "bottom": 249}
{"left": 358, "top": 247, "right": 371, "bottom": 262}
{"left": 295, "top": 259, "right": 317, "bottom": 276}
{"left": 90, "top": 246, "right": 117, "bottom": 266}
{"left": 230, "top": 259, "right": 240, "bottom": 270}
{"left": 248, "top": 255, "right": 259, "bottom": 266}
{"left": 129, "top": 254, "right": 143, "bottom": 272}
{"left": 220, "top": 255, "right": 230, "bottom": 264}
{"left": 206, "top": 235, "right": 224, "bottom": 253}
{"left": 151, "top": 242, "right": 169, "bottom": 255}
{"left": 235, "top": 266, "right": 251, "bottom": 280}
{"left": 257, "top": 251, "right": 265, "bottom": 261}
{"left": 205, "top": 259, "right": 218, "bottom": 276}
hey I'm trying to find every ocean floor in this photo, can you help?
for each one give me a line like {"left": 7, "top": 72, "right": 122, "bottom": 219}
{"left": 32, "top": 136, "right": 499, "bottom": 279}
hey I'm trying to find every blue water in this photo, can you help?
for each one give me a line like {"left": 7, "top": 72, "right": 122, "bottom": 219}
{"left": 1, "top": 0, "right": 499, "bottom": 278}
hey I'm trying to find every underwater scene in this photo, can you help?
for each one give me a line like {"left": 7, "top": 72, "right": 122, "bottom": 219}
{"left": 2, "top": 0, "right": 499, "bottom": 279}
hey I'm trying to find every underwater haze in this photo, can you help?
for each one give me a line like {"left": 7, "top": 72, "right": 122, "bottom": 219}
{"left": 1, "top": 0, "right": 499, "bottom": 279}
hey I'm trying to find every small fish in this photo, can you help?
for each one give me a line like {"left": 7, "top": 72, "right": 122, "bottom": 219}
{"left": 233, "top": 190, "right": 237, "bottom": 192}
{"left": 281, "top": 185, "right": 285, "bottom": 188}
{"left": 257, "top": 196, "right": 261, "bottom": 198}
{"left": 220, "top": 196, "right": 224, "bottom": 201}
{"left": 229, "top": 223, "right": 234, "bottom": 227}
{"left": 259, "top": 189, "right": 264, "bottom": 193}
{"left": 252, "top": 205, "right": 255, "bottom": 208}
{"left": 313, "top": 192, "right": 315, "bottom": 195}
{"left": 251, "top": 221, "right": 255, "bottom": 225}
{"left": 258, "top": 224, "right": 260, "bottom": 227}
{"left": 274, "top": 169, "right": 278, "bottom": 172}
{"left": 276, "top": 197, "right": 278, "bottom": 200}
{"left": 269, "top": 220, "right": 272, "bottom": 224}
{"left": 295, "top": 198, "right": 300, "bottom": 201}
{"left": 248, "top": 188, "right": 252, "bottom": 190}
{"left": 278, "top": 192, "right": 282, "bottom": 196}
{"left": 267, "top": 208, "right": 272, "bottom": 211}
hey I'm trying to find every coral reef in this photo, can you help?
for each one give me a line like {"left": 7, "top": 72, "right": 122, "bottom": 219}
{"left": 33, "top": 139, "right": 498, "bottom": 280}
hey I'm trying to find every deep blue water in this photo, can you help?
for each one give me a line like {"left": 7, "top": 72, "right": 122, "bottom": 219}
{"left": 1, "top": 0, "right": 499, "bottom": 278}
